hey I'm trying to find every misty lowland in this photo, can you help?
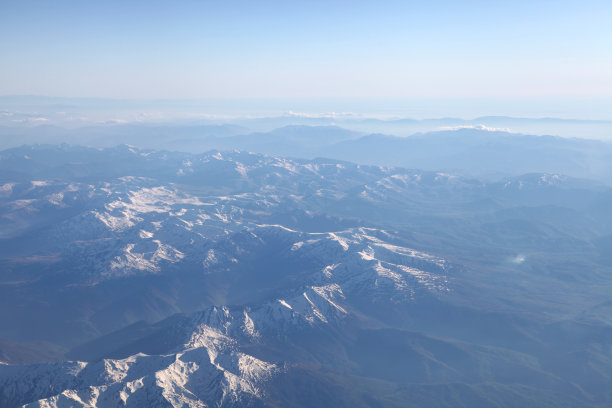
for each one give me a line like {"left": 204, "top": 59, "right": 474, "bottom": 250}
{"left": 2, "top": 1, "right": 612, "bottom": 407}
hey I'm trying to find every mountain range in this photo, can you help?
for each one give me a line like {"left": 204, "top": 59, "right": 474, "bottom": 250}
{"left": 3, "top": 124, "right": 612, "bottom": 183}
{"left": 1, "top": 145, "right": 612, "bottom": 407}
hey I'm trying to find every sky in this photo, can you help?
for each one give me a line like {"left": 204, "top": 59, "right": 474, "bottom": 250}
{"left": 1, "top": 0, "right": 612, "bottom": 118}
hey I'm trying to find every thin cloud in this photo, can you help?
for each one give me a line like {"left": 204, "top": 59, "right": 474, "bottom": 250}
{"left": 509, "top": 254, "right": 526, "bottom": 264}
{"left": 11, "top": 117, "right": 49, "bottom": 123}
{"left": 440, "top": 124, "right": 511, "bottom": 132}
{"left": 285, "top": 111, "right": 357, "bottom": 119}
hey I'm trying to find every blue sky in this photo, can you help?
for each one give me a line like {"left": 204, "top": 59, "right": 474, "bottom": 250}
{"left": 1, "top": 0, "right": 611, "bottom": 116}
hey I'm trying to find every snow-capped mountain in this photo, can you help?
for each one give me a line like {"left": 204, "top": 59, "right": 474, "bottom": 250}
{"left": 1, "top": 345, "right": 277, "bottom": 408}
{"left": 0, "top": 221, "right": 453, "bottom": 407}
{"left": 2, "top": 145, "right": 612, "bottom": 407}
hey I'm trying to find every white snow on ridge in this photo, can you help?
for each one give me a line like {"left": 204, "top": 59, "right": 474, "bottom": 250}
{"left": 251, "top": 225, "right": 450, "bottom": 301}
{"left": 92, "top": 186, "right": 216, "bottom": 232}
{"left": 105, "top": 240, "right": 184, "bottom": 279}
{"left": 93, "top": 209, "right": 139, "bottom": 232}
{"left": 277, "top": 299, "right": 292, "bottom": 309}
{"left": 4, "top": 347, "right": 277, "bottom": 408}
{"left": 0, "top": 182, "right": 15, "bottom": 196}
{"left": 108, "top": 243, "right": 160, "bottom": 276}
{"left": 9, "top": 199, "right": 36, "bottom": 210}
{"left": 328, "top": 233, "right": 349, "bottom": 251}
{"left": 45, "top": 192, "right": 65, "bottom": 206}
{"left": 185, "top": 283, "right": 349, "bottom": 347}
{"left": 139, "top": 229, "right": 154, "bottom": 239}
{"left": 235, "top": 162, "right": 248, "bottom": 177}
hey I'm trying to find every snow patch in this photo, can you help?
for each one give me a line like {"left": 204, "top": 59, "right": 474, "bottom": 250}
{"left": 139, "top": 230, "right": 154, "bottom": 239}
{"left": 277, "top": 299, "right": 292, "bottom": 309}
{"left": 0, "top": 182, "right": 16, "bottom": 196}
